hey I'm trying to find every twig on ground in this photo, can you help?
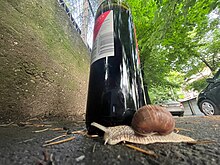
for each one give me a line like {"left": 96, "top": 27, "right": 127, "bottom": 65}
{"left": 49, "top": 128, "right": 64, "bottom": 131}
{"left": 125, "top": 144, "right": 158, "bottom": 158}
{"left": 33, "top": 128, "right": 49, "bottom": 133}
{"left": 71, "top": 129, "right": 98, "bottom": 137}
{"left": 0, "top": 122, "right": 14, "bottom": 127}
{"left": 27, "top": 117, "right": 39, "bottom": 121}
{"left": 33, "top": 124, "right": 52, "bottom": 127}
{"left": 92, "top": 143, "right": 97, "bottom": 153}
{"left": 71, "top": 129, "right": 87, "bottom": 135}
{"left": 44, "top": 134, "right": 67, "bottom": 144}
{"left": 76, "top": 120, "right": 86, "bottom": 124}
{"left": 43, "top": 137, "right": 75, "bottom": 147}
{"left": 18, "top": 138, "right": 35, "bottom": 144}
{"left": 86, "top": 134, "right": 99, "bottom": 138}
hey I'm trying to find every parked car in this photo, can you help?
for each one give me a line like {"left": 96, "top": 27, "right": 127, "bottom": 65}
{"left": 197, "top": 69, "right": 220, "bottom": 115}
{"left": 160, "top": 100, "right": 184, "bottom": 117}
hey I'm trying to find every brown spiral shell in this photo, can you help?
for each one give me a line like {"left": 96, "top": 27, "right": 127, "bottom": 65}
{"left": 131, "top": 105, "right": 175, "bottom": 136}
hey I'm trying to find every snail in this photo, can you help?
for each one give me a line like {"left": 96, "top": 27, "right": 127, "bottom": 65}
{"left": 91, "top": 105, "right": 195, "bottom": 145}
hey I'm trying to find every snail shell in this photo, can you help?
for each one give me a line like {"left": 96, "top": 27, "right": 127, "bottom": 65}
{"left": 131, "top": 105, "right": 175, "bottom": 136}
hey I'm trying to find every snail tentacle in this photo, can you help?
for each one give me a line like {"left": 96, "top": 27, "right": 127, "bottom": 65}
{"left": 91, "top": 122, "right": 108, "bottom": 132}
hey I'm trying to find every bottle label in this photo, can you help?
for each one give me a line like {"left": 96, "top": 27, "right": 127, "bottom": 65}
{"left": 91, "top": 10, "right": 114, "bottom": 64}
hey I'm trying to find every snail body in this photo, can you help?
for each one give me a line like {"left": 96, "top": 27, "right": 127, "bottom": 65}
{"left": 131, "top": 105, "right": 175, "bottom": 136}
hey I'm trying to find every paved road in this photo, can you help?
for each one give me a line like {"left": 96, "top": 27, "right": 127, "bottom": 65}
{"left": 0, "top": 116, "right": 220, "bottom": 165}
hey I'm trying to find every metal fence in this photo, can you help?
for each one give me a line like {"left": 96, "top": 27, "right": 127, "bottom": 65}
{"left": 58, "top": 0, "right": 100, "bottom": 50}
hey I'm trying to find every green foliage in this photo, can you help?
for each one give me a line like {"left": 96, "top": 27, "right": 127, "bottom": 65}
{"left": 199, "top": 28, "right": 220, "bottom": 71}
{"left": 125, "top": 0, "right": 220, "bottom": 101}
{"left": 148, "top": 71, "right": 185, "bottom": 103}
{"left": 186, "top": 77, "right": 208, "bottom": 92}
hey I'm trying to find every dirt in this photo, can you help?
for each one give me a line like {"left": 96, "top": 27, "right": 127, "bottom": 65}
{"left": 0, "top": 0, "right": 90, "bottom": 123}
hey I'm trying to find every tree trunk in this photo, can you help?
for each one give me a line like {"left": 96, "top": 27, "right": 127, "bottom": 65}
{"left": 200, "top": 57, "right": 215, "bottom": 72}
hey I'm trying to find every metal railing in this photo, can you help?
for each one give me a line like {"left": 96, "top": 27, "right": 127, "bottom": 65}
{"left": 57, "top": 0, "right": 100, "bottom": 51}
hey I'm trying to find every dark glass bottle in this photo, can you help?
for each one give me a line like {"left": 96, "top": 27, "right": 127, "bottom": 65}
{"left": 86, "top": 0, "right": 146, "bottom": 135}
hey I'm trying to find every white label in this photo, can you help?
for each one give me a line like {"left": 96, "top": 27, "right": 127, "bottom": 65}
{"left": 91, "top": 10, "right": 114, "bottom": 64}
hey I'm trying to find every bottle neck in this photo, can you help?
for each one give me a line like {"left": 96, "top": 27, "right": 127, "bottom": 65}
{"left": 98, "top": 0, "right": 129, "bottom": 10}
{"left": 96, "top": 0, "right": 130, "bottom": 19}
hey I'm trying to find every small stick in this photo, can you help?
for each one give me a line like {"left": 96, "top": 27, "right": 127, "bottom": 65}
{"left": 18, "top": 138, "right": 34, "bottom": 144}
{"left": 125, "top": 144, "right": 158, "bottom": 158}
{"left": 86, "top": 134, "right": 99, "bottom": 138}
{"left": 27, "top": 117, "right": 39, "bottom": 121}
{"left": 72, "top": 129, "right": 99, "bottom": 137}
{"left": 71, "top": 129, "right": 87, "bottom": 134}
{"left": 33, "top": 128, "right": 49, "bottom": 133}
{"left": 43, "top": 137, "right": 75, "bottom": 147}
{"left": 92, "top": 143, "right": 97, "bottom": 153}
{"left": 76, "top": 120, "right": 86, "bottom": 124}
{"left": 0, "top": 122, "right": 14, "bottom": 127}
{"left": 49, "top": 128, "right": 64, "bottom": 131}
{"left": 44, "top": 134, "right": 67, "bottom": 143}
{"left": 33, "top": 124, "right": 52, "bottom": 127}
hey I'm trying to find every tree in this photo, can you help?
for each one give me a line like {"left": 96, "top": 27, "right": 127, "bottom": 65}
{"left": 125, "top": 0, "right": 219, "bottom": 102}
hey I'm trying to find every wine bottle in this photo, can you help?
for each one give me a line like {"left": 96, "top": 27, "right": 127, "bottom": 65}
{"left": 86, "top": 0, "right": 146, "bottom": 135}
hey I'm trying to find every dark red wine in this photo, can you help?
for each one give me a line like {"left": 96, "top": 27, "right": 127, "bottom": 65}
{"left": 86, "top": 0, "right": 146, "bottom": 135}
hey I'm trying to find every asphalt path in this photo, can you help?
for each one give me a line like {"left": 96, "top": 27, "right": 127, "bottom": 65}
{"left": 0, "top": 116, "right": 220, "bottom": 165}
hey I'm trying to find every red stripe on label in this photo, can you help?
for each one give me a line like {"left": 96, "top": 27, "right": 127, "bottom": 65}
{"left": 134, "top": 26, "right": 140, "bottom": 65}
{"left": 93, "top": 10, "right": 111, "bottom": 41}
